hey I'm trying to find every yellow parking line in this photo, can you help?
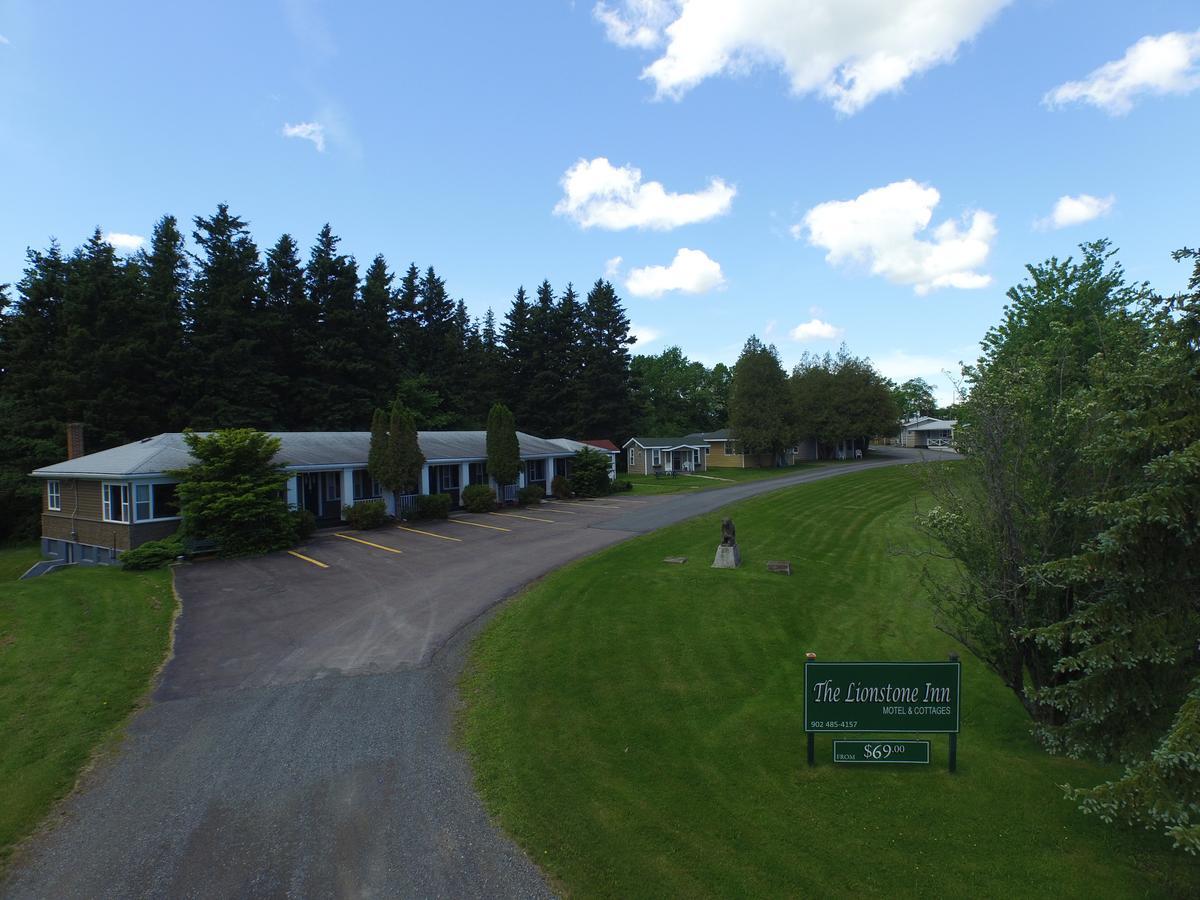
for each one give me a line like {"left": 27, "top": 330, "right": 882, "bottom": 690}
{"left": 395, "top": 524, "right": 462, "bottom": 542}
{"left": 447, "top": 518, "right": 511, "bottom": 532}
{"left": 334, "top": 532, "right": 404, "bottom": 554}
{"left": 287, "top": 550, "right": 329, "bottom": 569}
{"left": 489, "top": 511, "right": 557, "bottom": 524}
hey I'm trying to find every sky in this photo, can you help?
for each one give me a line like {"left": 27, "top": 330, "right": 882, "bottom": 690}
{"left": 1, "top": 1, "right": 1198, "bottom": 404}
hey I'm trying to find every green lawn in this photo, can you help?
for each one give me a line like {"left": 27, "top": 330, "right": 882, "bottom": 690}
{"left": 0, "top": 544, "right": 42, "bottom": 582}
{"left": 0, "top": 564, "right": 176, "bottom": 871}
{"left": 621, "top": 461, "right": 835, "bottom": 495}
{"left": 461, "top": 466, "right": 1198, "bottom": 898}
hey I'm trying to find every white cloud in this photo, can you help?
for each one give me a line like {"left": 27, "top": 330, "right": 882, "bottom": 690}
{"left": 789, "top": 318, "right": 843, "bottom": 342}
{"left": 594, "top": 0, "right": 1010, "bottom": 114}
{"left": 604, "top": 255, "right": 623, "bottom": 279}
{"left": 625, "top": 248, "right": 726, "bottom": 298}
{"left": 630, "top": 323, "right": 663, "bottom": 345}
{"left": 0, "top": 34, "right": 10, "bottom": 46}
{"left": 796, "top": 179, "right": 996, "bottom": 295}
{"left": 104, "top": 232, "right": 146, "bottom": 252}
{"left": 554, "top": 157, "right": 734, "bottom": 230}
{"left": 594, "top": 0, "right": 671, "bottom": 49}
{"left": 282, "top": 121, "right": 326, "bottom": 152}
{"left": 1035, "top": 194, "right": 1115, "bottom": 231}
{"left": 1044, "top": 30, "right": 1200, "bottom": 115}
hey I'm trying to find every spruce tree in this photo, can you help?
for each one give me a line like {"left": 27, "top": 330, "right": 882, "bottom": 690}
{"left": 366, "top": 407, "right": 393, "bottom": 502}
{"left": 187, "top": 204, "right": 275, "bottom": 428}
{"left": 502, "top": 286, "right": 532, "bottom": 414}
{"left": 391, "top": 262, "right": 421, "bottom": 377}
{"left": 361, "top": 254, "right": 398, "bottom": 410}
{"left": 578, "top": 279, "right": 636, "bottom": 440}
{"left": 266, "top": 233, "right": 322, "bottom": 429}
{"left": 308, "top": 224, "right": 370, "bottom": 429}
{"left": 139, "top": 215, "right": 190, "bottom": 430}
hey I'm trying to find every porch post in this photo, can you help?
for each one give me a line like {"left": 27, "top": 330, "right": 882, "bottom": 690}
{"left": 421, "top": 465, "right": 431, "bottom": 495}
{"left": 341, "top": 468, "right": 354, "bottom": 513}
{"left": 286, "top": 476, "right": 299, "bottom": 510}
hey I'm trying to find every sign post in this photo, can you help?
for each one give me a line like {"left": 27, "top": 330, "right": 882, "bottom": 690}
{"left": 803, "top": 656, "right": 961, "bottom": 772}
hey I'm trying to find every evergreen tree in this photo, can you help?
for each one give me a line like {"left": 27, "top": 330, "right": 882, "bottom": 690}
{"left": 486, "top": 402, "right": 520, "bottom": 489}
{"left": 308, "top": 224, "right": 370, "bottom": 428}
{"left": 0, "top": 246, "right": 69, "bottom": 539}
{"left": 502, "top": 285, "right": 533, "bottom": 414}
{"left": 522, "top": 279, "right": 565, "bottom": 434}
{"left": 391, "top": 262, "right": 421, "bottom": 376}
{"left": 728, "top": 335, "right": 794, "bottom": 462}
{"left": 577, "top": 279, "right": 635, "bottom": 441}
{"left": 187, "top": 204, "right": 275, "bottom": 427}
{"left": 265, "top": 233, "right": 322, "bottom": 429}
{"left": 361, "top": 254, "right": 398, "bottom": 410}
{"left": 382, "top": 400, "right": 425, "bottom": 508}
{"left": 139, "top": 215, "right": 190, "bottom": 430}
{"left": 366, "top": 407, "right": 392, "bottom": 493}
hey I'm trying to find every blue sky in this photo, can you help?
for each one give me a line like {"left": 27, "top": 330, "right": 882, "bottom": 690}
{"left": 2, "top": 1, "right": 1197, "bottom": 403}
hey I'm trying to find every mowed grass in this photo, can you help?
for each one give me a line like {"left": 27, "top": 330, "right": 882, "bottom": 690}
{"left": 622, "top": 461, "right": 832, "bottom": 495}
{"left": 461, "top": 466, "right": 1199, "bottom": 898}
{"left": 0, "top": 564, "right": 176, "bottom": 870}
{"left": 0, "top": 544, "right": 42, "bottom": 582}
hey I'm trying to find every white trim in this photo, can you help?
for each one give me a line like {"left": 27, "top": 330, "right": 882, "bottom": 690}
{"left": 101, "top": 481, "right": 130, "bottom": 524}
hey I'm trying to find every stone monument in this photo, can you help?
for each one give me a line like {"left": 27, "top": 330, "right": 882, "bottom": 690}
{"left": 712, "top": 517, "right": 741, "bottom": 569}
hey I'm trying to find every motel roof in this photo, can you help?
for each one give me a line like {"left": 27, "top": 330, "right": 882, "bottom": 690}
{"left": 31, "top": 430, "right": 580, "bottom": 479}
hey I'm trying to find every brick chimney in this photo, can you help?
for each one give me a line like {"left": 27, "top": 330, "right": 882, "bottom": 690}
{"left": 66, "top": 422, "right": 85, "bottom": 460}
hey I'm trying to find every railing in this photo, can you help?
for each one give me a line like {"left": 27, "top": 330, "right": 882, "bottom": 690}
{"left": 926, "top": 437, "right": 952, "bottom": 448}
{"left": 395, "top": 494, "right": 419, "bottom": 517}
{"left": 499, "top": 484, "right": 517, "bottom": 503}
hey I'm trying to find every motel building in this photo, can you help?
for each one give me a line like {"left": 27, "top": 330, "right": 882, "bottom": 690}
{"left": 30, "top": 428, "right": 616, "bottom": 564}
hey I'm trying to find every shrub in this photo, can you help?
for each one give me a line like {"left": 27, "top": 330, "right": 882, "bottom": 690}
{"left": 345, "top": 499, "right": 388, "bottom": 530}
{"left": 551, "top": 475, "right": 572, "bottom": 499}
{"left": 121, "top": 533, "right": 185, "bottom": 570}
{"left": 414, "top": 493, "right": 452, "bottom": 520}
{"left": 571, "top": 447, "right": 613, "bottom": 497}
{"left": 292, "top": 508, "right": 317, "bottom": 540}
{"left": 462, "top": 483, "right": 497, "bottom": 513}
{"left": 517, "top": 484, "right": 545, "bottom": 505}
{"left": 613, "top": 479, "right": 633, "bottom": 493}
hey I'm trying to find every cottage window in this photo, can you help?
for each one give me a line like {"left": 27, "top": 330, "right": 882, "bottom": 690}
{"left": 325, "top": 473, "right": 341, "bottom": 501}
{"left": 693, "top": 449, "right": 700, "bottom": 466}
{"left": 724, "top": 441, "right": 735, "bottom": 455}
{"left": 47, "top": 480, "right": 61, "bottom": 511}
{"left": 135, "top": 484, "right": 152, "bottom": 521}
{"left": 102, "top": 482, "right": 130, "bottom": 523}
{"left": 651, "top": 449, "right": 661, "bottom": 467}
{"left": 352, "top": 469, "right": 381, "bottom": 500}
{"left": 628, "top": 447, "right": 635, "bottom": 467}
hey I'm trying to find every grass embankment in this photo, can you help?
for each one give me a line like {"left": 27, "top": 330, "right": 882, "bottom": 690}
{"left": 0, "top": 559, "right": 175, "bottom": 871}
{"left": 461, "top": 466, "right": 1198, "bottom": 898}
{"left": 0, "top": 544, "right": 42, "bottom": 582}
{"left": 621, "top": 461, "right": 832, "bottom": 495}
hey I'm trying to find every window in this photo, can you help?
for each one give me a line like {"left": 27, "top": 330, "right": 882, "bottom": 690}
{"left": 438, "top": 466, "right": 460, "bottom": 491}
{"left": 724, "top": 441, "right": 735, "bottom": 455}
{"left": 526, "top": 459, "right": 546, "bottom": 482}
{"left": 468, "top": 462, "right": 488, "bottom": 485}
{"left": 651, "top": 449, "right": 661, "bottom": 467}
{"left": 352, "top": 469, "right": 381, "bottom": 500}
{"left": 135, "top": 484, "right": 152, "bottom": 521}
{"left": 153, "top": 482, "right": 180, "bottom": 518}
{"left": 693, "top": 449, "right": 700, "bottom": 466}
{"left": 102, "top": 482, "right": 130, "bottom": 523}
{"left": 47, "top": 480, "right": 61, "bottom": 511}
{"left": 325, "top": 473, "right": 341, "bottom": 500}
{"left": 628, "top": 447, "right": 635, "bottom": 467}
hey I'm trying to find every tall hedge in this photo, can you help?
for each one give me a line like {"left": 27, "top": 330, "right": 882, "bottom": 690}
{"left": 486, "top": 402, "right": 519, "bottom": 486}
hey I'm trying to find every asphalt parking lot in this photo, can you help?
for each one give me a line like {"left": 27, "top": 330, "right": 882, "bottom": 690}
{"left": 158, "top": 497, "right": 658, "bottom": 700}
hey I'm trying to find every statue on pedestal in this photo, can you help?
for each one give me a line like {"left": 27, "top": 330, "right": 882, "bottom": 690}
{"left": 712, "top": 517, "right": 741, "bottom": 569}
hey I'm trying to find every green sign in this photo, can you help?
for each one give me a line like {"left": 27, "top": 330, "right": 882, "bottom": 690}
{"left": 804, "top": 661, "right": 961, "bottom": 733}
{"left": 833, "top": 740, "right": 930, "bottom": 764}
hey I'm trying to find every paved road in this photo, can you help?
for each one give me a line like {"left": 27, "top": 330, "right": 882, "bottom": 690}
{"left": 4, "top": 448, "right": 934, "bottom": 899}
